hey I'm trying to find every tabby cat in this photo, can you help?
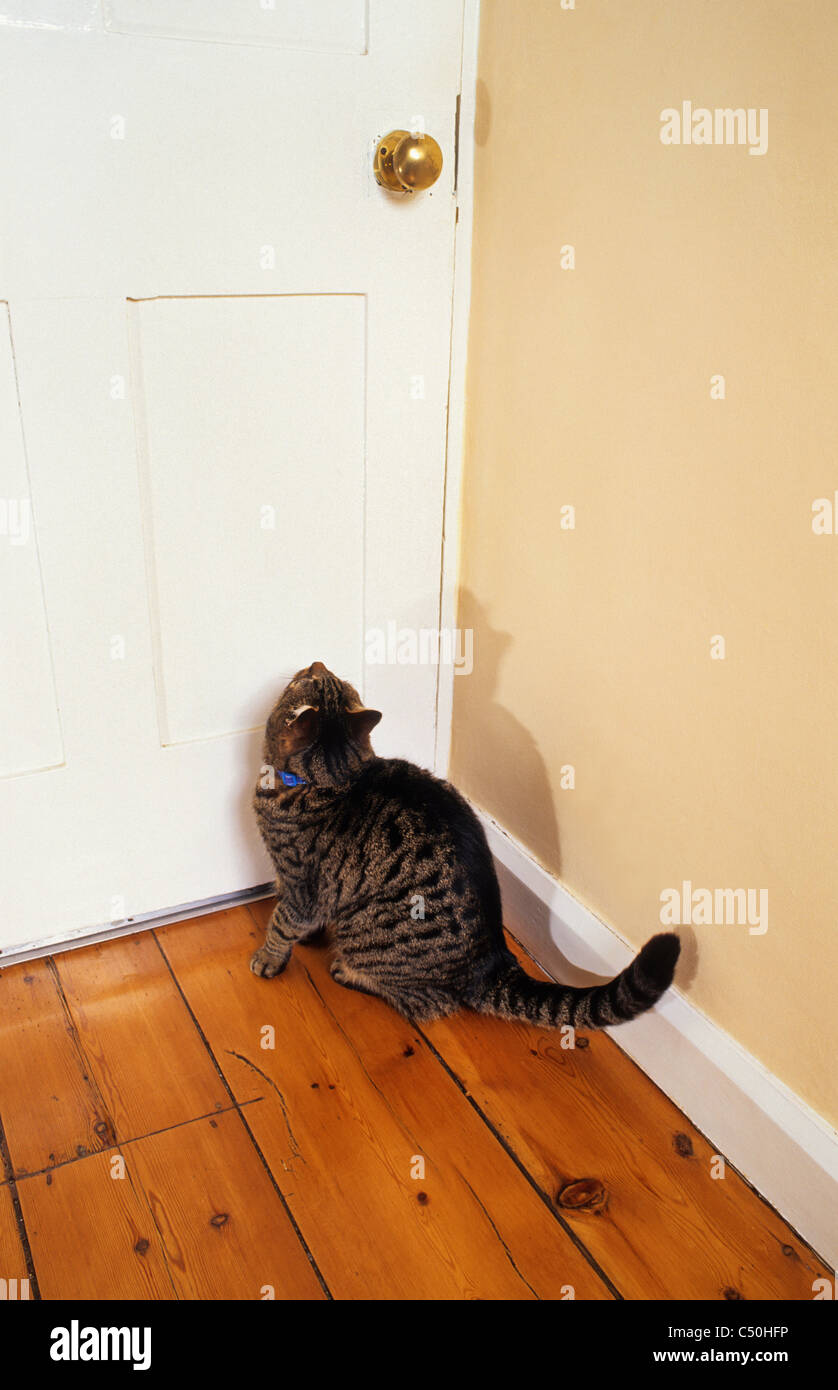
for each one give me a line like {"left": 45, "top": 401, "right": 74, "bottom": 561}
{"left": 251, "top": 661, "right": 680, "bottom": 1027}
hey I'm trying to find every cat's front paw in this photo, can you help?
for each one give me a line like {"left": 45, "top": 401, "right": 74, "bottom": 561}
{"left": 250, "top": 946, "right": 289, "bottom": 979}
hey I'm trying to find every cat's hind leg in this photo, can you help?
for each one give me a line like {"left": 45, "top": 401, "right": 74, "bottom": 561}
{"left": 329, "top": 957, "right": 385, "bottom": 998}
{"left": 387, "top": 985, "right": 459, "bottom": 1023}
{"left": 330, "top": 957, "right": 456, "bottom": 1022}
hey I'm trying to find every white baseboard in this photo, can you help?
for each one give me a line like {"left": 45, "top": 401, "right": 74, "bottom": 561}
{"left": 479, "top": 812, "right": 838, "bottom": 1270}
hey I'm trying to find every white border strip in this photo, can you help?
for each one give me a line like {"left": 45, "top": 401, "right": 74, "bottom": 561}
{"left": 433, "top": 0, "right": 480, "bottom": 776}
{"left": 0, "top": 884, "right": 274, "bottom": 969}
{"left": 480, "top": 810, "right": 838, "bottom": 1268}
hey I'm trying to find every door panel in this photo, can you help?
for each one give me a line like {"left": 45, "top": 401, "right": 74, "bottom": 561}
{"left": 129, "top": 294, "right": 366, "bottom": 744}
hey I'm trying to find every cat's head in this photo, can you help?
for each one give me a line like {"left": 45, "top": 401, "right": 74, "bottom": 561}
{"left": 262, "top": 661, "right": 382, "bottom": 789}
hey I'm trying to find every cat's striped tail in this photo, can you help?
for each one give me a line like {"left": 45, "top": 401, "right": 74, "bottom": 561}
{"left": 468, "top": 933, "right": 681, "bottom": 1030}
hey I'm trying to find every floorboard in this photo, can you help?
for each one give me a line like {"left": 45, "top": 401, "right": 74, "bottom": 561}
{"left": 0, "top": 1183, "right": 29, "bottom": 1296}
{"left": 18, "top": 1109, "right": 324, "bottom": 1301}
{"left": 51, "top": 934, "right": 230, "bottom": 1138}
{"left": 0, "top": 957, "right": 113, "bottom": 1175}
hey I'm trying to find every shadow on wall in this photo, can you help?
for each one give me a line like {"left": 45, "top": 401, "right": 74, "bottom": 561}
{"left": 453, "top": 587, "right": 562, "bottom": 878}
{"left": 453, "top": 587, "right": 697, "bottom": 994}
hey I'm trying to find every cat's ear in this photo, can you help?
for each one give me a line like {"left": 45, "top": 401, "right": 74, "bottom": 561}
{"left": 282, "top": 705, "right": 320, "bottom": 752}
{"left": 345, "top": 707, "right": 382, "bottom": 743}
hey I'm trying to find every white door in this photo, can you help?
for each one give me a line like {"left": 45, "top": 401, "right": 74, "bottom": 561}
{"left": 0, "top": 1, "right": 465, "bottom": 953}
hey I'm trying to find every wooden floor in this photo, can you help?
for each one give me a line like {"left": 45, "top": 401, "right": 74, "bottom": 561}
{"left": 0, "top": 899, "right": 828, "bottom": 1301}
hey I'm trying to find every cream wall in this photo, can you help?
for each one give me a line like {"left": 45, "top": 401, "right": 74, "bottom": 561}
{"left": 451, "top": 0, "right": 838, "bottom": 1125}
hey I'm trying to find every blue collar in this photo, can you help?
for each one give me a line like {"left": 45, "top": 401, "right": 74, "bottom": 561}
{"left": 279, "top": 771, "right": 307, "bottom": 787}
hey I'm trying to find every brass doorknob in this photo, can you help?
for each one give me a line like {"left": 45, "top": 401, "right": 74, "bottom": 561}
{"left": 374, "top": 130, "right": 443, "bottom": 193}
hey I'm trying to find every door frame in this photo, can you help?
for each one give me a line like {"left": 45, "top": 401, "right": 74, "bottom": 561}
{"left": 433, "top": 0, "right": 480, "bottom": 778}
